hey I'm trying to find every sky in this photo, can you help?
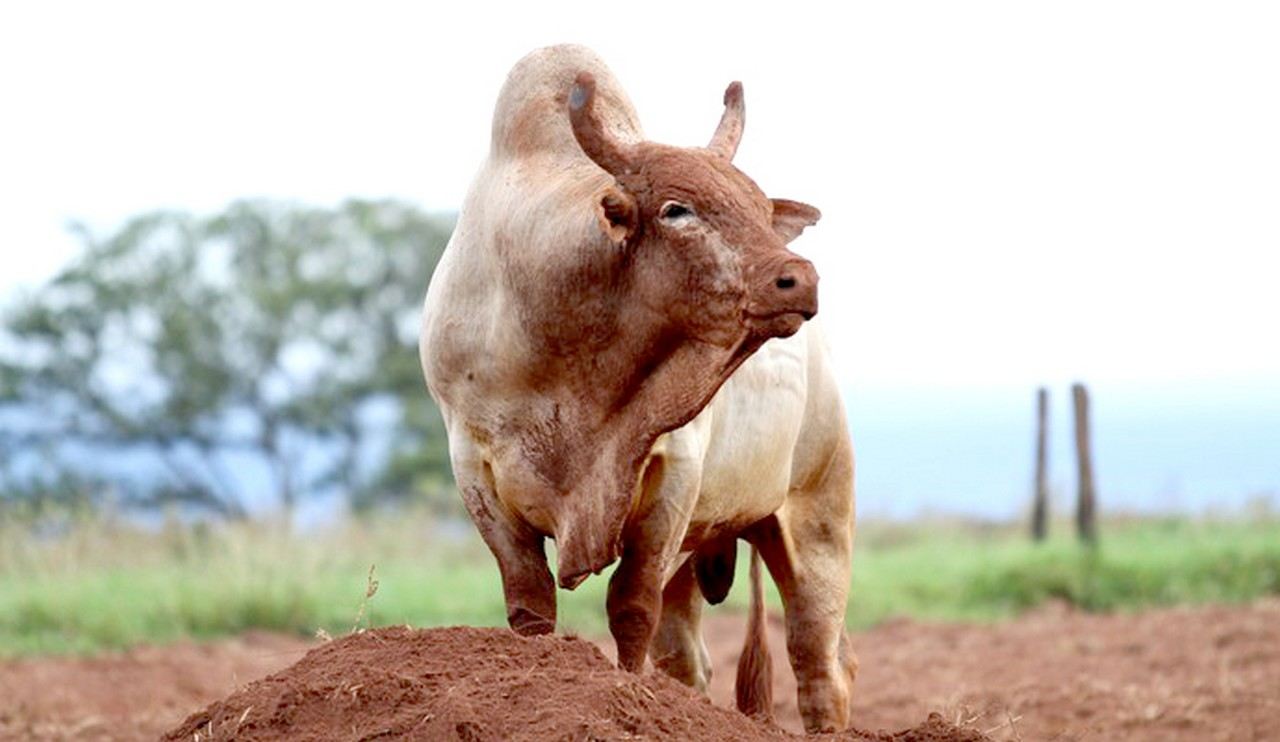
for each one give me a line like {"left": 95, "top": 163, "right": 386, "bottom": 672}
{"left": 2, "top": 0, "right": 1278, "bottom": 394}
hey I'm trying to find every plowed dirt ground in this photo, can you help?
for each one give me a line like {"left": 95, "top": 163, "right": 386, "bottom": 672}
{"left": 2, "top": 599, "right": 1276, "bottom": 740}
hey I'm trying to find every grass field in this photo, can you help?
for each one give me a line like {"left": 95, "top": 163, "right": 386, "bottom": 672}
{"left": 1, "top": 511, "right": 1278, "bottom": 656}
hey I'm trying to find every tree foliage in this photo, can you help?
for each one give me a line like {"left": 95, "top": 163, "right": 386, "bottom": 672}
{"left": 0, "top": 199, "right": 454, "bottom": 517}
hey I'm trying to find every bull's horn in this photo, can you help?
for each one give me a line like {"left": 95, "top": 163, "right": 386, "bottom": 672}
{"left": 569, "top": 72, "right": 633, "bottom": 176}
{"left": 707, "top": 81, "right": 744, "bottom": 160}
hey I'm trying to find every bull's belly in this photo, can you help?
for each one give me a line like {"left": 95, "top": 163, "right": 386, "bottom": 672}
{"left": 678, "top": 330, "right": 810, "bottom": 546}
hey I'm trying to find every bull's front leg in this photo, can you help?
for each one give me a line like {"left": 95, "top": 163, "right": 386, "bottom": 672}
{"left": 453, "top": 450, "right": 557, "bottom": 636}
{"left": 484, "top": 511, "right": 557, "bottom": 636}
{"left": 607, "top": 442, "right": 702, "bottom": 672}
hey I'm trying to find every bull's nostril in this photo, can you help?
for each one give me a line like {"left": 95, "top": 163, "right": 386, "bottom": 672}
{"left": 775, "top": 276, "right": 797, "bottom": 290}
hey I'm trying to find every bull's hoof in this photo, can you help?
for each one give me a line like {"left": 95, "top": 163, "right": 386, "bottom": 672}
{"left": 508, "top": 608, "right": 555, "bottom": 636}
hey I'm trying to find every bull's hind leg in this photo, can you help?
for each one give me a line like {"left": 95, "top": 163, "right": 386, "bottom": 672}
{"left": 751, "top": 511, "right": 857, "bottom": 731}
{"left": 650, "top": 555, "right": 712, "bottom": 691}
{"left": 747, "top": 447, "right": 857, "bottom": 732}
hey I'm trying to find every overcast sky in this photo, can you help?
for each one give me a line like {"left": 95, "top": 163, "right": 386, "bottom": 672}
{"left": 3, "top": 1, "right": 1277, "bottom": 392}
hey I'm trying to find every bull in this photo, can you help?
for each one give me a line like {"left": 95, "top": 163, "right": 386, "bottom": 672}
{"left": 420, "top": 44, "right": 857, "bottom": 732}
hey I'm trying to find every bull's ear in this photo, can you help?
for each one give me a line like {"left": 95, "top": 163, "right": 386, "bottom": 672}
{"left": 598, "top": 187, "right": 638, "bottom": 244}
{"left": 771, "top": 199, "right": 821, "bottom": 243}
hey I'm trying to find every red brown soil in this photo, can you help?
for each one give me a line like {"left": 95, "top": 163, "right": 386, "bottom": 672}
{"left": 727, "top": 599, "right": 1280, "bottom": 740}
{"left": 159, "top": 626, "right": 982, "bottom": 742}
{"left": 2, "top": 600, "right": 1277, "bottom": 741}
{"left": 0, "top": 631, "right": 309, "bottom": 740}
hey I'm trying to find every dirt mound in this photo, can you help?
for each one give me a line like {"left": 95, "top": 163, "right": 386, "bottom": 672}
{"left": 162, "top": 626, "right": 986, "bottom": 742}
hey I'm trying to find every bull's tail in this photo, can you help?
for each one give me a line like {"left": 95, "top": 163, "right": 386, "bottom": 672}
{"left": 735, "top": 546, "right": 773, "bottom": 723}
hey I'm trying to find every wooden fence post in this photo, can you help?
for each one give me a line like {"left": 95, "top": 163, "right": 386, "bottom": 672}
{"left": 1072, "top": 382, "right": 1098, "bottom": 544}
{"left": 1031, "top": 387, "right": 1049, "bottom": 542}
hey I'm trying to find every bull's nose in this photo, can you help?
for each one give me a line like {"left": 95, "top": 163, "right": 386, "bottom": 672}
{"left": 769, "top": 258, "right": 819, "bottom": 317}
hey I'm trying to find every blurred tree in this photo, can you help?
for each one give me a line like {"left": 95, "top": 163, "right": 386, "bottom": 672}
{"left": 0, "top": 199, "right": 454, "bottom": 517}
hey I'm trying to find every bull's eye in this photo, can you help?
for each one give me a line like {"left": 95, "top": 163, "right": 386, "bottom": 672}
{"left": 659, "top": 202, "right": 694, "bottom": 221}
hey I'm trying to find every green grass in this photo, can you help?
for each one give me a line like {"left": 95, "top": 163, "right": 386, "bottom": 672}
{"left": 0, "top": 513, "right": 611, "bottom": 656}
{"left": 846, "top": 517, "right": 1280, "bottom": 626}
{"left": 1, "top": 512, "right": 1277, "bottom": 656}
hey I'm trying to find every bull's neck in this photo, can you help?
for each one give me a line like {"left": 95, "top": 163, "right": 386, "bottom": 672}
{"left": 523, "top": 304, "right": 760, "bottom": 442}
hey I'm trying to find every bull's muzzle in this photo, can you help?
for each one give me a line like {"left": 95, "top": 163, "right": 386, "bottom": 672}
{"left": 769, "top": 257, "right": 819, "bottom": 319}
{"left": 747, "top": 254, "right": 819, "bottom": 337}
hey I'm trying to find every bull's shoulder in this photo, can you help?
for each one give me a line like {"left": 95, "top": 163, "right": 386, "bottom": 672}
{"left": 489, "top": 44, "right": 643, "bottom": 161}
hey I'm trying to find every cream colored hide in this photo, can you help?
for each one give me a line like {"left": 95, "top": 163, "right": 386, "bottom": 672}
{"left": 419, "top": 45, "right": 857, "bottom": 732}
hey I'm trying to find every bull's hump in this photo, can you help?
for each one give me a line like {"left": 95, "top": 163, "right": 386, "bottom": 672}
{"left": 490, "top": 44, "right": 644, "bottom": 161}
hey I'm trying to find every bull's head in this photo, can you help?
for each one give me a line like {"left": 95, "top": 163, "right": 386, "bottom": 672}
{"left": 569, "top": 73, "right": 821, "bottom": 347}
{"left": 512, "top": 73, "right": 823, "bottom": 588}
